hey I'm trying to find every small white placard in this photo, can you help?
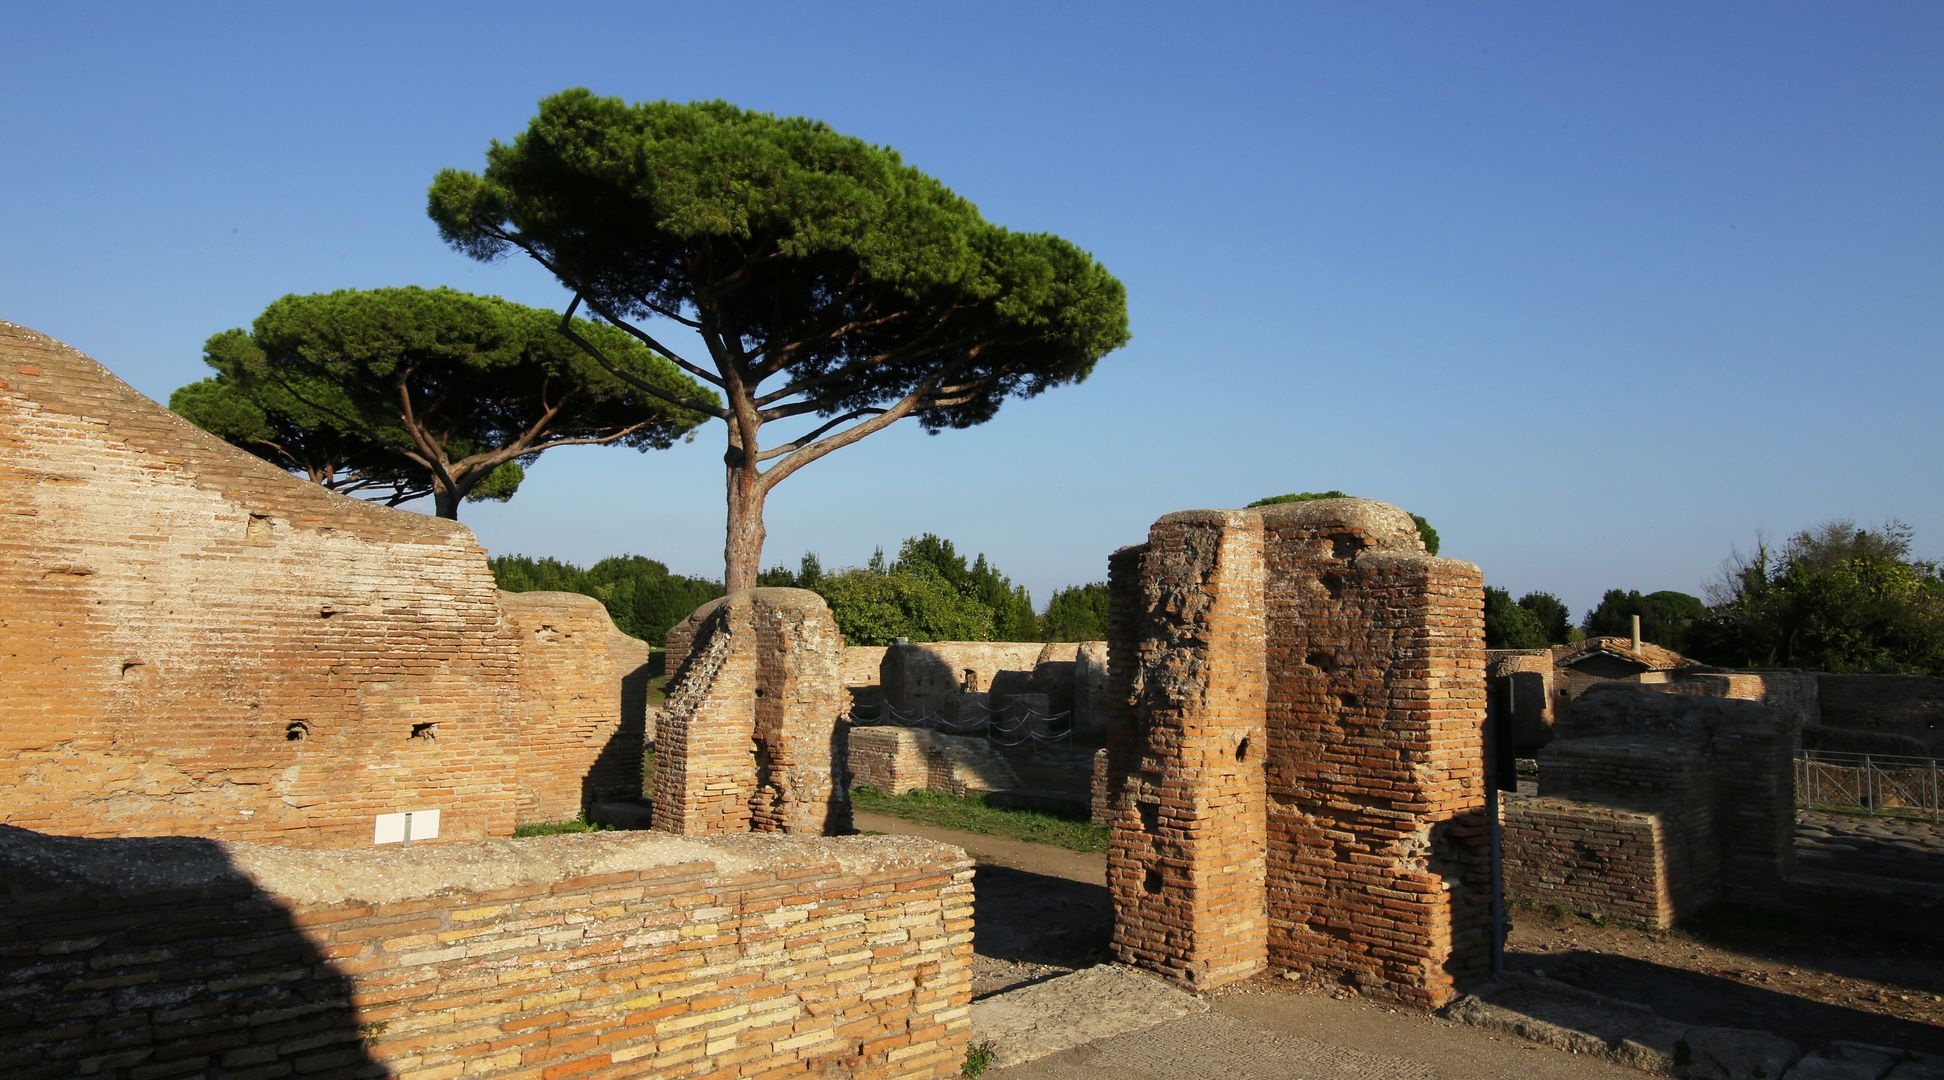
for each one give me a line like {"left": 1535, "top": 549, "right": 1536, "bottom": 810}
{"left": 373, "top": 809, "right": 441, "bottom": 844}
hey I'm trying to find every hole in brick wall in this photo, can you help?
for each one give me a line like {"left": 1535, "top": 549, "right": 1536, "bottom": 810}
{"left": 1143, "top": 867, "right": 1163, "bottom": 894}
{"left": 1320, "top": 574, "right": 1344, "bottom": 600}
{"left": 1329, "top": 533, "right": 1365, "bottom": 560}
{"left": 1137, "top": 800, "right": 1159, "bottom": 833}
{"left": 318, "top": 607, "right": 337, "bottom": 619}
{"left": 409, "top": 723, "right": 437, "bottom": 742}
{"left": 119, "top": 659, "right": 145, "bottom": 679}
{"left": 1306, "top": 651, "right": 1334, "bottom": 672}
{"left": 1235, "top": 736, "right": 1251, "bottom": 762}
{"left": 1337, "top": 692, "right": 1359, "bottom": 709}
{"left": 285, "top": 721, "right": 309, "bottom": 742}
{"left": 246, "top": 513, "right": 271, "bottom": 542}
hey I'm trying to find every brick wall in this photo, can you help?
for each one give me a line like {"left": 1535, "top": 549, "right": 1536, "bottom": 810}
{"left": 1816, "top": 674, "right": 1944, "bottom": 756}
{"left": 655, "top": 590, "right": 850, "bottom": 836}
{"left": 1256, "top": 501, "right": 1491, "bottom": 1008}
{"left": 0, "top": 321, "right": 522, "bottom": 846}
{"left": 0, "top": 824, "right": 972, "bottom": 1079}
{"left": 1101, "top": 500, "right": 1490, "bottom": 1006}
{"left": 1500, "top": 796, "right": 1699, "bottom": 928}
{"left": 1557, "top": 684, "right": 1794, "bottom": 894}
{"left": 501, "top": 591, "right": 648, "bottom": 824}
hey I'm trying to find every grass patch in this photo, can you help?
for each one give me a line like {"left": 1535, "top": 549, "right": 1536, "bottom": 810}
{"left": 513, "top": 815, "right": 612, "bottom": 837}
{"left": 646, "top": 648, "right": 669, "bottom": 705}
{"left": 850, "top": 786, "right": 1107, "bottom": 853}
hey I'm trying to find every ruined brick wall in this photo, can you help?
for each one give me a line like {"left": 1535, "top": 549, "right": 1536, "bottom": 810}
{"left": 1256, "top": 501, "right": 1491, "bottom": 1007}
{"left": 0, "top": 825, "right": 972, "bottom": 1079}
{"left": 610, "top": 625, "right": 653, "bottom": 745}
{"left": 0, "top": 321, "right": 522, "bottom": 846}
{"left": 842, "top": 645, "right": 890, "bottom": 690}
{"left": 1487, "top": 649, "right": 1555, "bottom": 754}
{"left": 1559, "top": 685, "right": 1794, "bottom": 892}
{"left": 1816, "top": 674, "right": 1944, "bottom": 756}
{"left": 845, "top": 727, "right": 1020, "bottom": 798}
{"left": 1105, "top": 510, "right": 1269, "bottom": 990}
{"left": 654, "top": 590, "right": 849, "bottom": 836}
{"left": 1500, "top": 796, "right": 1711, "bottom": 928}
{"left": 501, "top": 591, "right": 647, "bottom": 823}
{"left": 882, "top": 642, "right": 1056, "bottom": 714}
{"left": 1103, "top": 500, "right": 1490, "bottom": 1006}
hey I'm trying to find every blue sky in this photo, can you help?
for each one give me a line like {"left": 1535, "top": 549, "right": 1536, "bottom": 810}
{"left": 5, "top": 3, "right": 1940, "bottom": 621}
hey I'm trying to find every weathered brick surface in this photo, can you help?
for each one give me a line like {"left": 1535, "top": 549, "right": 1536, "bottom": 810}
{"left": 1103, "top": 500, "right": 1490, "bottom": 1007}
{"left": 501, "top": 592, "right": 648, "bottom": 824}
{"left": 0, "top": 825, "right": 973, "bottom": 1079}
{"left": 0, "top": 321, "right": 523, "bottom": 845}
{"left": 1557, "top": 684, "right": 1795, "bottom": 893}
{"left": 1501, "top": 796, "right": 1693, "bottom": 928}
{"left": 847, "top": 726, "right": 1022, "bottom": 797}
{"left": 655, "top": 590, "right": 849, "bottom": 836}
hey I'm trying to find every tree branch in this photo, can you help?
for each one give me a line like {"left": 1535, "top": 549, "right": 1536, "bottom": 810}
{"left": 558, "top": 297, "right": 731, "bottom": 420}
{"left": 755, "top": 408, "right": 887, "bottom": 461}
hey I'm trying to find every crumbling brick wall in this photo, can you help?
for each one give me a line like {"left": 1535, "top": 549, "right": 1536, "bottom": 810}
{"left": 1555, "top": 684, "right": 1794, "bottom": 893}
{"left": 1102, "top": 499, "right": 1490, "bottom": 1007}
{"left": 1500, "top": 797, "right": 1694, "bottom": 928}
{"left": 654, "top": 589, "right": 849, "bottom": 836}
{"left": 0, "top": 824, "right": 973, "bottom": 1079}
{"left": 846, "top": 726, "right": 1022, "bottom": 797}
{"left": 0, "top": 321, "right": 523, "bottom": 845}
{"left": 501, "top": 591, "right": 649, "bottom": 823}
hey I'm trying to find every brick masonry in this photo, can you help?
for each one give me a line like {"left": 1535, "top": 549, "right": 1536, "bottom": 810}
{"left": 501, "top": 591, "right": 649, "bottom": 824}
{"left": 0, "top": 322, "right": 656, "bottom": 846}
{"left": 0, "top": 321, "right": 524, "bottom": 846}
{"left": 1101, "top": 500, "right": 1491, "bottom": 1007}
{"left": 654, "top": 590, "right": 850, "bottom": 837}
{"left": 0, "top": 824, "right": 973, "bottom": 1079}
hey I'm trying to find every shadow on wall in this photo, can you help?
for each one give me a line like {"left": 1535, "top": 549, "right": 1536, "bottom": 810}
{"left": 0, "top": 826, "right": 385, "bottom": 1078}
{"left": 579, "top": 650, "right": 653, "bottom": 809}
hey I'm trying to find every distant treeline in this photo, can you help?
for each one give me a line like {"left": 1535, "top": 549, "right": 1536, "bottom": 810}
{"left": 491, "top": 537, "right": 1112, "bottom": 648}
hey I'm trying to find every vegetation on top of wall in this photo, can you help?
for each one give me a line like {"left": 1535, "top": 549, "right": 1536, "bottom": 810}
{"left": 1246, "top": 490, "right": 1440, "bottom": 555}
{"left": 492, "top": 554, "right": 722, "bottom": 644}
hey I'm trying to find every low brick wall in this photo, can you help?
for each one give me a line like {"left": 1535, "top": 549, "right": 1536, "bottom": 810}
{"left": 849, "top": 726, "right": 936, "bottom": 795}
{"left": 1500, "top": 795, "right": 1716, "bottom": 928}
{"left": 0, "top": 826, "right": 973, "bottom": 1079}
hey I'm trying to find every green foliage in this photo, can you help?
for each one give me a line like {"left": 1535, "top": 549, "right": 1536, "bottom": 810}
{"left": 1515, "top": 591, "right": 1573, "bottom": 646}
{"left": 1041, "top": 582, "right": 1110, "bottom": 642}
{"left": 895, "top": 534, "right": 1038, "bottom": 640}
{"left": 512, "top": 815, "right": 611, "bottom": 837}
{"left": 491, "top": 553, "right": 722, "bottom": 643}
{"left": 174, "top": 287, "right": 712, "bottom": 518}
{"left": 1484, "top": 587, "right": 1549, "bottom": 649}
{"left": 850, "top": 786, "right": 1108, "bottom": 853}
{"left": 1690, "top": 520, "right": 1944, "bottom": 674}
{"left": 810, "top": 569, "right": 996, "bottom": 646}
{"left": 1245, "top": 491, "right": 1440, "bottom": 555}
{"left": 961, "top": 1040, "right": 997, "bottom": 1078}
{"left": 1582, "top": 588, "right": 1708, "bottom": 653}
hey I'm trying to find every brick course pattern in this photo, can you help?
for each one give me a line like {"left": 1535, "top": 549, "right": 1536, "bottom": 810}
{"left": 654, "top": 590, "right": 850, "bottom": 837}
{"left": 501, "top": 591, "right": 649, "bottom": 824}
{"left": 1102, "top": 500, "right": 1491, "bottom": 1007}
{"left": 0, "top": 825, "right": 973, "bottom": 1079}
{"left": 0, "top": 322, "right": 523, "bottom": 845}
{"left": 1500, "top": 796, "right": 1687, "bottom": 928}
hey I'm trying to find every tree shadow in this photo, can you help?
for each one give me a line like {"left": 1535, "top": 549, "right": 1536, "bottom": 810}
{"left": 0, "top": 826, "right": 385, "bottom": 1078}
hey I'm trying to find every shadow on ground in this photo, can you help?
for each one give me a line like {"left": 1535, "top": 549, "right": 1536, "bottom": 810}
{"left": 1507, "top": 948, "right": 1944, "bottom": 1056}
{"left": 973, "top": 863, "right": 1112, "bottom": 989}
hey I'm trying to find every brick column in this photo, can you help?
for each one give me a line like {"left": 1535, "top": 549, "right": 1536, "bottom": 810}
{"left": 1106, "top": 511, "right": 1268, "bottom": 990}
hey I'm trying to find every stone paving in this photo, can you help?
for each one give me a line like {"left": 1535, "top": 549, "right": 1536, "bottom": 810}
{"left": 1795, "top": 810, "right": 1944, "bottom": 886}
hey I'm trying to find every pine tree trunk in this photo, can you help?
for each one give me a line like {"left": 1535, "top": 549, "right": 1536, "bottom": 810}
{"left": 723, "top": 466, "right": 766, "bottom": 593}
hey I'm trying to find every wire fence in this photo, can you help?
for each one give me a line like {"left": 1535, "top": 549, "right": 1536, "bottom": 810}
{"left": 1795, "top": 749, "right": 1941, "bottom": 822}
{"left": 849, "top": 698, "right": 1075, "bottom": 747}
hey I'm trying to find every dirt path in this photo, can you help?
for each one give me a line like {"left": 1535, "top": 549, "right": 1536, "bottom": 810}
{"left": 856, "top": 810, "right": 1944, "bottom": 1054}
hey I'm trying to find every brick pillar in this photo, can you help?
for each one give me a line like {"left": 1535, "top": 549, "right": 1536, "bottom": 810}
{"left": 1258, "top": 501, "right": 1490, "bottom": 1008}
{"left": 750, "top": 591, "right": 850, "bottom": 835}
{"left": 653, "top": 597, "right": 758, "bottom": 834}
{"left": 1105, "top": 511, "right": 1268, "bottom": 990}
{"left": 654, "top": 590, "right": 849, "bottom": 837}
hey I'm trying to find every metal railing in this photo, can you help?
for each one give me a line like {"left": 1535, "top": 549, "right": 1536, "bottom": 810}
{"left": 1795, "top": 749, "right": 1941, "bottom": 822}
